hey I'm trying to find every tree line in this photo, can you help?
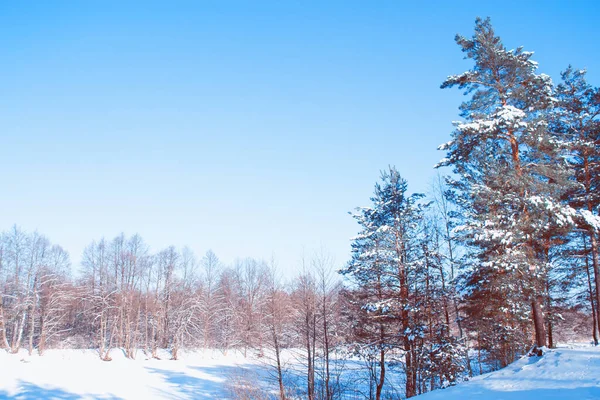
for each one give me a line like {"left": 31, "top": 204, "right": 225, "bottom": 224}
{"left": 0, "top": 227, "right": 352, "bottom": 398}
{"left": 0, "top": 17, "right": 599, "bottom": 400}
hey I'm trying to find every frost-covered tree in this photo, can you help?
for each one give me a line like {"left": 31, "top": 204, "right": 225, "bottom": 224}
{"left": 417, "top": 219, "right": 468, "bottom": 390}
{"left": 553, "top": 67, "right": 600, "bottom": 337}
{"left": 199, "top": 250, "right": 223, "bottom": 350}
{"left": 341, "top": 203, "right": 395, "bottom": 400}
{"left": 0, "top": 228, "right": 74, "bottom": 355}
{"left": 342, "top": 167, "right": 429, "bottom": 398}
{"left": 438, "top": 18, "right": 577, "bottom": 350}
{"left": 37, "top": 245, "right": 72, "bottom": 355}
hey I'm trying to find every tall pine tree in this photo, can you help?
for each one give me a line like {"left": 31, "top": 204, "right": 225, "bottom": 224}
{"left": 438, "top": 18, "right": 576, "bottom": 350}
{"left": 343, "top": 167, "right": 463, "bottom": 397}
{"left": 553, "top": 67, "right": 600, "bottom": 338}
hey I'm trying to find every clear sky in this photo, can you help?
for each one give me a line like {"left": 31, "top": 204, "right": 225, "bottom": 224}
{"left": 1, "top": 1, "right": 599, "bottom": 276}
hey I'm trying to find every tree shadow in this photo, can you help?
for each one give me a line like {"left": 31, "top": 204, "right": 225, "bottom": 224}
{"left": 0, "top": 382, "right": 123, "bottom": 400}
{"left": 146, "top": 366, "right": 244, "bottom": 399}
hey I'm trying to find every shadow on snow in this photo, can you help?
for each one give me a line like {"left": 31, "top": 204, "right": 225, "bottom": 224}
{"left": 146, "top": 365, "right": 257, "bottom": 399}
{"left": 0, "top": 382, "right": 123, "bottom": 400}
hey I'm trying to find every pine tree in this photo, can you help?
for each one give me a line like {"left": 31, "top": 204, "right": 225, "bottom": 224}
{"left": 342, "top": 166, "right": 429, "bottom": 398}
{"left": 341, "top": 202, "right": 394, "bottom": 400}
{"left": 438, "top": 18, "right": 577, "bottom": 351}
{"left": 553, "top": 67, "right": 600, "bottom": 339}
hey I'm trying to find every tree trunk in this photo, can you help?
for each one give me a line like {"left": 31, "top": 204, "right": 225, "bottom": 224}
{"left": 584, "top": 235, "right": 599, "bottom": 345}
{"left": 375, "top": 345, "right": 385, "bottom": 400}
{"left": 405, "top": 344, "right": 417, "bottom": 398}
{"left": 589, "top": 233, "right": 600, "bottom": 339}
{"left": 546, "top": 295, "right": 554, "bottom": 348}
{"left": 547, "top": 318, "right": 554, "bottom": 349}
{"left": 272, "top": 325, "right": 286, "bottom": 400}
{"left": 12, "top": 310, "right": 27, "bottom": 353}
{"left": 99, "top": 312, "right": 106, "bottom": 359}
{"left": 305, "top": 313, "right": 314, "bottom": 400}
{"left": 477, "top": 330, "right": 482, "bottom": 375}
{"left": 144, "top": 308, "right": 149, "bottom": 355}
{"left": 583, "top": 156, "right": 600, "bottom": 341}
{"left": 0, "top": 303, "right": 10, "bottom": 350}
{"left": 531, "top": 297, "right": 546, "bottom": 348}
{"left": 544, "top": 272, "right": 554, "bottom": 349}
{"left": 28, "top": 300, "right": 37, "bottom": 356}
{"left": 171, "top": 335, "right": 179, "bottom": 361}
{"left": 151, "top": 319, "right": 158, "bottom": 359}
{"left": 323, "top": 307, "right": 331, "bottom": 400}
{"left": 437, "top": 260, "right": 451, "bottom": 329}
{"left": 38, "top": 313, "right": 47, "bottom": 356}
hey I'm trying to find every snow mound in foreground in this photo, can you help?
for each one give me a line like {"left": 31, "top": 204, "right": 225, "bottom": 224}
{"left": 418, "top": 345, "right": 600, "bottom": 399}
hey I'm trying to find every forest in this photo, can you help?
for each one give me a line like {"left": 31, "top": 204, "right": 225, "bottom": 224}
{"left": 1, "top": 17, "right": 599, "bottom": 400}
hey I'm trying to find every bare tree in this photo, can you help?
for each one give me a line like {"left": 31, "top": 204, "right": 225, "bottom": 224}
{"left": 200, "top": 250, "right": 222, "bottom": 350}
{"left": 263, "top": 261, "right": 293, "bottom": 400}
{"left": 293, "top": 266, "right": 317, "bottom": 400}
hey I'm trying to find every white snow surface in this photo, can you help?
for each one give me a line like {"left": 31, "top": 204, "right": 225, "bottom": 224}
{"left": 1, "top": 345, "right": 600, "bottom": 399}
{"left": 417, "top": 344, "right": 600, "bottom": 400}
{"left": 0, "top": 348, "right": 269, "bottom": 399}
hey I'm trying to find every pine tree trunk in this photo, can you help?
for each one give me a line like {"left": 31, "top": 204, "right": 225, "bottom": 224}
{"left": 405, "top": 344, "right": 416, "bottom": 398}
{"left": 477, "top": 329, "right": 482, "bottom": 375}
{"left": 531, "top": 297, "right": 546, "bottom": 348}
{"left": 589, "top": 233, "right": 600, "bottom": 339}
{"left": 544, "top": 269, "right": 554, "bottom": 349}
{"left": 583, "top": 156, "right": 600, "bottom": 341}
{"left": 584, "top": 235, "right": 599, "bottom": 345}
{"left": 547, "top": 318, "right": 554, "bottom": 349}
{"left": 375, "top": 345, "right": 385, "bottom": 400}
{"left": 546, "top": 293, "right": 554, "bottom": 349}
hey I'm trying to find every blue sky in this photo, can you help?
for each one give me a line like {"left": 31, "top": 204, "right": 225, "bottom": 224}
{"left": 1, "top": 1, "right": 599, "bottom": 276}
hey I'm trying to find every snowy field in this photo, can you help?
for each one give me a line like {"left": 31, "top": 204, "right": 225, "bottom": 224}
{"left": 0, "top": 348, "right": 401, "bottom": 399}
{"left": 1, "top": 345, "right": 600, "bottom": 399}
{"left": 0, "top": 349, "right": 271, "bottom": 399}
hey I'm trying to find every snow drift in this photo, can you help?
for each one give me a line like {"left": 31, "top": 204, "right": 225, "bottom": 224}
{"left": 417, "top": 345, "right": 600, "bottom": 400}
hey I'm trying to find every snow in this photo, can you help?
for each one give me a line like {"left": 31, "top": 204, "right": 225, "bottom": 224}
{"left": 437, "top": 140, "right": 454, "bottom": 151}
{"left": 0, "top": 349, "right": 266, "bottom": 399}
{"left": 2, "top": 345, "right": 600, "bottom": 399}
{"left": 579, "top": 209, "right": 600, "bottom": 231}
{"left": 456, "top": 105, "right": 529, "bottom": 135}
{"left": 416, "top": 345, "right": 600, "bottom": 400}
{"left": 0, "top": 348, "right": 406, "bottom": 399}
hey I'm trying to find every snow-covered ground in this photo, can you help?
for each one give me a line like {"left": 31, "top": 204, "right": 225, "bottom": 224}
{"left": 0, "top": 348, "right": 397, "bottom": 399}
{"left": 1, "top": 345, "right": 599, "bottom": 399}
{"left": 418, "top": 344, "right": 600, "bottom": 399}
{"left": 0, "top": 349, "right": 268, "bottom": 399}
